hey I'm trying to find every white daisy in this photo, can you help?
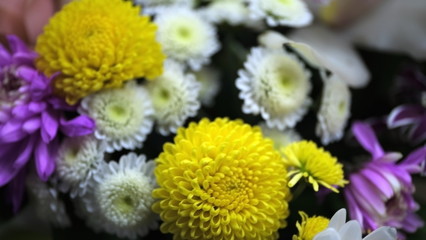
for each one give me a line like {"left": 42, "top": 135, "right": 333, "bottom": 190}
{"left": 191, "top": 66, "right": 221, "bottom": 107}
{"left": 56, "top": 136, "right": 106, "bottom": 198}
{"left": 146, "top": 60, "right": 200, "bottom": 135}
{"left": 247, "top": 0, "right": 313, "bottom": 27}
{"left": 316, "top": 75, "right": 351, "bottom": 145}
{"left": 260, "top": 122, "right": 302, "bottom": 151}
{"left": 236, "top": 47, "right": 312, "bottom": 130}
{"left": 289, "top": 25, "right": 370, "bottom": 88}
{"left": 79, "top": 81, "right": 154, "bottom": 153}
{"left": 26, "top": 174, "right": 70, "bottom": 227}
{"left": 82, "top": 153, "right": 158, "bottom": 239}
{"left": 314, "top": 209, "right": 397, "bottom": 240}
{"left": 154, "top": 6, "right": 220, "bottom": 70}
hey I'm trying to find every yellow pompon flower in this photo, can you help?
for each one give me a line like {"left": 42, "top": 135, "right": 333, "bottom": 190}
{"left": 282, "top": 140, "right": 348, "bottom": 192}
{"left": 152, "top": 118, "right": 291, "bottom": 240}
{"left": 35, "top": 0, "right": 165, "bottom": 105}
{"left": 292, "top": 211, "right": 329, "bottom": 240}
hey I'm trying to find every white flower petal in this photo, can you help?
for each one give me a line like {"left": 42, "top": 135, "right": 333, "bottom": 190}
{"left": 289, "top": 25, "right": 370, "bottom": 88}
{"left": 363, "top": 226, "right": 397, "bottom": 240}
{"left": 339, "top": 220, "right": 362, "bottom": 240}
{"left": 329, "top": 208, "right": 347, "bottom": 231}
{"left": 314, "top": 228, "right": 341, "bottom": 240}
{"left": 344, "top": 0, "right": 426, "bottom": 60}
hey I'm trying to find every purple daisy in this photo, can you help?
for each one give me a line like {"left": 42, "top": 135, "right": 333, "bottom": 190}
{"left": 0, "top": 35, "right": 95, "bottom": 211}
{"left": 344, "top": 122, "right": 425, "bottom": 238}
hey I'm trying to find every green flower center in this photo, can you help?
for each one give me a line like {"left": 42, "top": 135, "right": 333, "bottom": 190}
{"left": 106, "top": 103, "right": 130, "bottom": 124}
{"left": 114, "top": 195, "right": 136, "bottom": 214}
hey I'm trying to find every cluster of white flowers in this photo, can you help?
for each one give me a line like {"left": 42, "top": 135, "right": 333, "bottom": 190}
{"left": 236, "top": 25, "right": 369, "bottom": 145}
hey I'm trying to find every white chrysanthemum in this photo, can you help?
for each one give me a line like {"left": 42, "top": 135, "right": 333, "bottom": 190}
{"left": 82, "top": 153, "right": 158, "bottom": 239}
{"left": 79, "top": 81, "right": 154, "bottom": 153}
{"left": 146, "top": 60, "right": 200, "bottom": 135}
{"left": 26, "top": 174, "right": 70, "bottom": 227}
{"left": 314, "top": 209, "right": 397, "bottom": 240}
{"left": 56, "top": 136, "right": 105, "bottom": 198}
{"left": 236, "top": 47, "right": 312, "bottom": 130}
{"left": 289, "top": 25, "right": 370, "bottom": 88}
{"left": 316, "top": 75, "right": 351, "bottom": 145}
{"left": 154, "top": 6, "right": 220, "bottom": 70}
{"left": 200, "top": 0, "right": 257, "bottom": 27}
{"left": 191, "top": 66, "right": 221, "bottom": 107}
{"left": 260, "top": 122, "right": 302, "bottom": 151}
{"left": 247, "top": 0, "right": 313, "bottom": 27}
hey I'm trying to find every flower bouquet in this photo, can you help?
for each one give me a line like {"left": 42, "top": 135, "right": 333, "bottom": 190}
{"left": 0, "top": 0, "right": 425, "bottom": 239}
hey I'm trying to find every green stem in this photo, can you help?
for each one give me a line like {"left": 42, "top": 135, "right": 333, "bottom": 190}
{"left": 291, "top": 181, "right": 307, "bottom": 201}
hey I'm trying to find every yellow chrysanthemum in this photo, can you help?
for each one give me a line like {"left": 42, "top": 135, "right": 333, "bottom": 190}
{"left": 35, "top": 0, "right": 165, "bottom": 104}
{"left": 282, "top": 140, "right": 348, "bottom": 192}
{"left": 292, "top": 211, "right": 329, "bottom": 240}
{"left": 152, "top": 118, "right": 291, "bottom": 240}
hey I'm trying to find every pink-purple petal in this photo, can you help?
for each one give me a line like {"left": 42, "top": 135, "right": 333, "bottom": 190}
{"left": 361, "top": 167, "right": 394, "bottom": 199}
{"left": 352, "top": 122, "right": 384, "bottom": 160}
{"left": 400, "top": 146, "right": 426, "bottom": 173}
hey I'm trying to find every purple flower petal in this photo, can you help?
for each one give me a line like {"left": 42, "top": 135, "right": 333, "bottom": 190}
{"left": 350, "top": 174, "right": 386, "bottom": 215}
{"left": 34, "top": 137, "right": 56, "bottom": 181}
{"left": 48, "top": 97, "right": 75, "bottom": 111}
{"left": 409, "top": 116, "right": 426, "bottom": 143}
{"left": 352, "top": 122, "right": 384, "bottom": 160}
{"left": 0, "top": 137, "right": 33, "bottom": 186}
{"left": 0, "top": 110, "right": 11, "bottom": 123}
{"left": 7, "top": 168, "right": 27, "bottom": 213}
{"left": 361, "top": 167, "right": 394, "bottom": 199}
{"left": 0, "top": 43, "right": 12, "bottom": 66}
{"left": 28, "top": 102, "right": 47, "bottom": 113}
{"left": 0, "top": 120, "right": 28, "bottom": 143}
{"left": 40, "top": 109, "right": 59, "bottom": 143}
{"left": 401, "top": 213, "right": 424, "bottom": 233}
{"left": 344, "top": 189, "right": 364, "bottom": 227}
{"left": 12, "top": 104, "right": 35, "bottom": 119}
{"left": 60, "top": 115, "right": 95, "bottom": 137}
{"left": 400, "top": 146, "right": 426, "bottom": 173}
{"left": 7, "top": 35, "right": 37, "bottom": 66}
{"left": 22, "top": 117, "right": 41, "bottom": 134}
{"left": 387, "top": 105, "right": 424, "bottom": 128}
{"left": 0, "top": 143, "right": 19, "bottom": 186}
{"left": 15, "top": 66, "right": 38, "bottom": 84}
